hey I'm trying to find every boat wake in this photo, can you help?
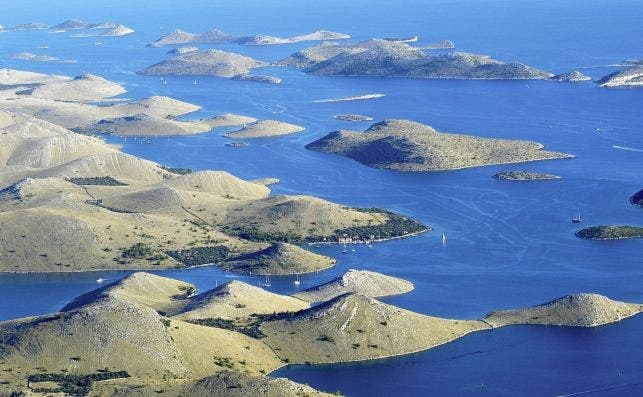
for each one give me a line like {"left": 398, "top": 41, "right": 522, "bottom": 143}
{"left": 261, "top": 104, "right": 287, "bottom": 114}
{"left": 613, "top": 145, "right": 643, "bottom": 153}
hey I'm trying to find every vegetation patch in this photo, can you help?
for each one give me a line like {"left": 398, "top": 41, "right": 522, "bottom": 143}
{"left": 27, "top": 371, "right": 130, "bottom": 396}
{"left": 165, "top": 245, "right": 230, "bottom": 267}
{"left": 120, "top": 243, "right": 154, "bottom": 259}
{"left": 187, "top": 317, "right": 266, "bottom": 339}
{"left": 576, "top": 225, "right": 643, "bottom": 240}
{"left": 66, "top": 176, "right": 127, "bottom": 186}
{"left": 160, "top": 166, "right": 193, "bottom": 175}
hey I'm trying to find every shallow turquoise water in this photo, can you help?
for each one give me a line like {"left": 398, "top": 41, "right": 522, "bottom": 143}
{"left": 0, "top": 1, "right": 642, "bottom": 395}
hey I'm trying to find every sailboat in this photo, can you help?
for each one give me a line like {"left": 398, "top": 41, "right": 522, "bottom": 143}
{"left": 294, "top": 274, "right": 301, "bottom": 286}
{"left": 262, "top": 275, "right": 271, "bottom": 288}
{"left": 96, "top": 278, "right": 105, "bottom": 283}
{"left": 441, "top": 233, "right": 446, "bottom": 243}
{"left": 193, "top": 80, "right": 197, "bottom": 85}
{"left": 572, "top": 213, "right": 582, "bottom": 223}
{"left": 341, "top": 244, "right": 348, "bottom": 254}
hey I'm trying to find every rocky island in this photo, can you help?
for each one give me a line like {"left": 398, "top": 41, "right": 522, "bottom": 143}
{"left": 138, "top": 49, "right": 269, "bottom": 78}
{"left": 548, "top": 70, "right": 591, "bottom": 82}
{"left": 280, "top": 39, "right": 552, "bottom": 79}
{"left": 493, "top": 170, "right": 562, "bottom": 181}
{"left": 148, "top": 28, "right": 349, "bottom": 47}
{"left": 630, "top": 188, "right": 643, "bottom": 207}
{"left": 11, "top": 52, "right": 59, "bottom": 62}
{"left": 1, "top": 269, "right": 639, "bottom": 396}
{"left": 306, "top": 119, "right": 573, "bottom": 171}
{"left": 231, "top": 73, "right": 282, "bottom": 84}
{"left": 597, "top": 67, "right": 643, "bottom": 88}
{"left": 575, "top": 225, "right": 643, "bottom": 240}
{"left": 334, "top": 114, "right": 374, "bottom": 122}
{"left": 223, "top": 120, "right": 305, "bottom": 139}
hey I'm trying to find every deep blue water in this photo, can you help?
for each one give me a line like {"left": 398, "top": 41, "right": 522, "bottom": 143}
{"left": 0, "top": 1, "right": 642, "bottom": 395}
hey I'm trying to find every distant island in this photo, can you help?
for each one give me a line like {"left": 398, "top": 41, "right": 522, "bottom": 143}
{"left": 223, "top": 120, "right": 305, "bottom": 139}
{"left": 334, "top": 114, "right": 374, "bottom": 122}
{"left": 138, "top": 49, "right": 269, "bottom": 78}
{"left": 631, "top": 188, "right": 643, "bottom": 207}
{"left": 11, "top": 52, "right": 59, "bottom": 62}
{"left": 548, "top": 70, "right": 591, "bottom": 82}
{"left": 148, "top": 27, "right": 349, "bottom": 47}
{"left": 280, "top": 39, "right": 552, "bottom": 79}
{"left": 306, "top": 119, "right": 573, "bottom": 171}
{"left": 0, "top": 270, "right": 639, "bottom": 395}
{"left": 597, "top": 67, "right": 643, "bottom": 88}
{"left": 493, "top": 170, "right": 562, "bottom": 181}
{"left": 231, "top": 73, "right": 282, "bottom": 84}
{"left": 576, "top": 225, "right": 643, "bottom": 240}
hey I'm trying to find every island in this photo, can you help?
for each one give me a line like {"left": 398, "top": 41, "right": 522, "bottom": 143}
{"left": 493, "top": 170, "right": 562, "bottom": 181}
{"left": 548, "top": 70, "right": 591, "bottom": 82}
{"left": 148, "top": 27, "right": 349, "bottom": 47}
{"left": 167, "top": 46, "right": 198, "bottom": 55}
{"left": 50, "top": 19, "right": 88, "bottom": 30}
{"left": 231, "top": 73, "right": 282, "bottom": 84}
{"left": 223, "top": 120, "right": 305, "bottom": 139}
{"left": 280, "top": 39, "right": 552, "bottom": 79}
{"left": 100, "top": 24, "right": 135, "bottom": 36}
{"left": 1, "top": 269, "right": 639, "bottom": 396}
{"left": 11, "top": 22, "right": 48, "bottom": 30}
{"left": 138, "top": 49, "right": 269, "bottom": 78}
{"left": 305, "top": 119, "right": 574, "bottom": 171}
{"left": 334, "top": 114, "right": 374, "bottom": 122}
{"left": 575, "top": 225, "right": 643, "bottom": 240}
{"left": 630, "top": 188, "right": 643, "bottom": 207}
{"left": 597, "top": 67, "right": 643, "bottom": 88}
{"left": 11, "top": 52, "right": 59, "bottom": 62}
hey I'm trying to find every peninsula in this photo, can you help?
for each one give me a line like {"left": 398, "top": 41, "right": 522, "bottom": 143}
{"left": 306, "top": 119, "right": 573, "bottom": 171}
{"left": 2, "top": 271, "right": 639, "bottom": 395}
{"left": 597, "top": 67, "right": 643, "bottom": 88}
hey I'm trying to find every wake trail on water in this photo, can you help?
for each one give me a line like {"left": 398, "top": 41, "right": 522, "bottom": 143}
{"left": 556, "top": 378, "right": 643, "bottom": 397}
{"left": 613, "top": 145, "right": 643, "bottom": 153}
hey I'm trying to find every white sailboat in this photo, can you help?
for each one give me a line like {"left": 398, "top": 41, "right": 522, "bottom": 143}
{"left": 262, "top": 275, "right": 271, "bottom": 288}
{"left": 441, "top": 233, "right": 446, "bottom": 243}
{"left": 294, "top": 274, "right": 301, "bottom": 286}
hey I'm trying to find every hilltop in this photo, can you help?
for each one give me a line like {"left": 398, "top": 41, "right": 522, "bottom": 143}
{"left": 280, "top": 39, "right": 552, "bottom": 79}
{"left": 138, "top": 49, "right": 269, "bottom": 78}
{"left": 306, "top": 119, "right": 573, "bottom": 171}
{"left": 294, "top": 269, "right": 414, "bottom": 303}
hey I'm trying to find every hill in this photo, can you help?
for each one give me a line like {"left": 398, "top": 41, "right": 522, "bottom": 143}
{"left": 306, "top": 119, "right": 573, "bottom": 171}
{"left": 294, "top": 269, "right": 413, "bottom": 303}
{"left": 261, "top": 293, "right": 489, "bottom": 364}
{"left": 221, "top": 243, "right": 335, "bottom": 275}
{"left": 631, "top": 188, "right": 643, "bottom": 207}
{"left": 484, "top": 293, "right": 643, "bottom": 327}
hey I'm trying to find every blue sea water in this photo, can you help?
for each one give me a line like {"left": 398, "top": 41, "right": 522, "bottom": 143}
{"left": 0, "top": 0, "right": 642, "bottom": 395}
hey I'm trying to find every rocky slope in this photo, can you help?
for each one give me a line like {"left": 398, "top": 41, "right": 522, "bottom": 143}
{"left": 306, "top": 119, "right": 573, "bottom": 171}
{"left": 223, "top": 120, "right": 305, "bottom": 139}
{"left": 597, "top": 67, "right": 643, "bottom": 87}
{"left": 549, "top": 70, "right": 591, "bottom": 82}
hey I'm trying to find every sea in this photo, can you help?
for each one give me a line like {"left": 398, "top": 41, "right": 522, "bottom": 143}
{"left": 0, "top": 0, "right": 642, "bottom": 395}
